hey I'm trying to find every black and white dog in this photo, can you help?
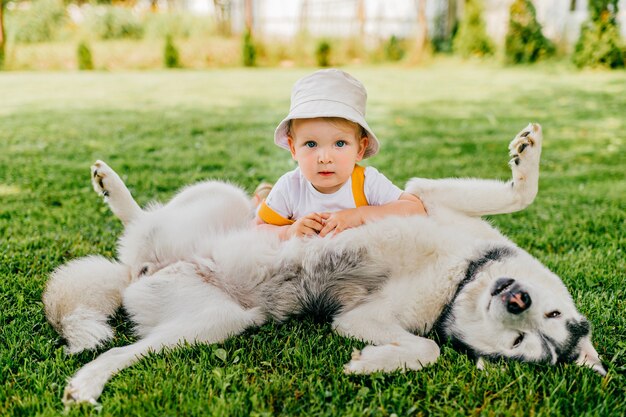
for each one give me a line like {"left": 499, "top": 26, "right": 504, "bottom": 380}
{"left": 43, "top": 123, "right": 605, "bottom": 405}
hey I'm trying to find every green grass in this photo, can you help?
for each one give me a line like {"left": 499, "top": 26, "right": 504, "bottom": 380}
{"left": 1, "top": 62, "right": 625, "bottom": 416}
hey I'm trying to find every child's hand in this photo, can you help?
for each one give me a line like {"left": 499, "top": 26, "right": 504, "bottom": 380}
{"left": 318, "top": 209, "right": 364, "bottom": 237}
{"left": 285, "top": 213, "right": 325, "bottom": 239}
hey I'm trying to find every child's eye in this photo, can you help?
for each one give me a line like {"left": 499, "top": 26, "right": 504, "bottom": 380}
{"left": 336, "top": 140, "right": 346, "bottom": 148}
{"left": 304, "top": 141, "right": 316, "bottom": 148}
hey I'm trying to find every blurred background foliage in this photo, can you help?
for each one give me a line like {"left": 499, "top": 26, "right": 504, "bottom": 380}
{"left": 0, "top": 0, "right": 624, "bottom": 70}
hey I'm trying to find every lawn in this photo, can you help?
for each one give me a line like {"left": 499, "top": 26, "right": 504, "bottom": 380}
{"left": 0, "top": 62, "right": 624, "bottom": 416}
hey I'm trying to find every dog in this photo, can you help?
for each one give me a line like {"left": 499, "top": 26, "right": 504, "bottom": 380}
{"left": 42, "top": 123, "right": 606, "bottom": 405}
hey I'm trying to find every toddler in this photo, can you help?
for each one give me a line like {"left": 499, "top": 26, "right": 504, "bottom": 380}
{"left": 255, "top": 69, "right": 425, "bottom": 240}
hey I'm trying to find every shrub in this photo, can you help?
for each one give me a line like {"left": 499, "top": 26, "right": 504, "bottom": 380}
{"left": 453, "top": 0, "right": 494, "bottom": 58}
{"left": 505, "top": 0, "right": 555, "bottom": 64}
{"left": 164, "top": 35, "right": 180, "bottom": 68}
{"left": 12, "top": 0, "right": 66, "bottom": 43}
{"left": 242, "top": 30, "right": 256, "bottom": 67}
{"left": 77, "top": 41, "right": 94, "bottom": 70}
{"left": 385, "top": 35, "right": 405, "bottom": 61}
{"left": 143, "top": 12, "right": 216, "bottom": 40}
{"left": 316, "top": 40, "right": 331, "bottom": 67}
{"left": 572, "top": 0, "right": 625, "bottom": 68}
{"left": 85, "top": 6, "right": 143, "bottom": 40}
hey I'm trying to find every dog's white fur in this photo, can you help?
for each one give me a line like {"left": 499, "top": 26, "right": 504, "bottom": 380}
{"left": 43, "top": 123, "right": 605, "bottom": 405}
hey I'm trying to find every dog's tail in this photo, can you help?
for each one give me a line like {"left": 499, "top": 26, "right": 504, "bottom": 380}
{"left": 43, "top": 255, "right": 131, "bottom": 354}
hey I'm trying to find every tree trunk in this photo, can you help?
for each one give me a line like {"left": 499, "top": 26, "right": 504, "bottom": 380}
{"left": 244, "top": 0, "right": 253, "bottom": 34}
{"left": 413, "top": 0, "right": 429, "bottom": 62}
{"left": 0, "top": 0, "right": 5, "bottom": 68}
{"left": 447, "top": 0, "right": 458, "bottom": 39}
{"left": 299, "top": 0, "right": 309, "bottom": 35}
{"left": 356, "top": 0, "right": 365, "bottom": 38}
{"left": 213, "top": 0, "right": 232, "bottom": 36}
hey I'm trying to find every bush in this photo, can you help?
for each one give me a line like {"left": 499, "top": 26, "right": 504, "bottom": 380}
{"left": 453, "top": 0, "right": 494, "bottom": 58}
{"left": 12, "top": 0, "right": 66, "bottom": 43}
{"left": 163, "top": 35, "right": 180, "bottom": 68}
{"left": 242, "top": 30, "right": 256, "bottom": 67}
{"left": 143, "top": 12, "right": 216, "bottom": 40}
{"left": 85, "top": 6, "right": 144, "bottom": 40}
{"left": 572, "top": 0, "right": 625, "bottom": 68}
{"left": 77, "top": 41, "right": 94, "bottom": 70}
{"left": 385, "top": 35, "right": 405, "bottom": 61}
{"left": 316, "top": 40, "right": 331, "bottom": 67}
{"left": 505, "top": 0, "right": 555, "bottom": 64}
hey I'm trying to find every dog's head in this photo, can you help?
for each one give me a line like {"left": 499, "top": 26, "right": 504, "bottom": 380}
{"left": 438, "top": 247, "right": 606, "bottom": 375}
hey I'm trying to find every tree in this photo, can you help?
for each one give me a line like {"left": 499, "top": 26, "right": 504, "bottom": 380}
{"left": 572, "top": 0, "right": 625, "bottom": 68}
{"left": 453, "top": 0, "right": 494, "bottom": 58}
{"left": 504, "top": 0, "right": 555, "bottom": 64}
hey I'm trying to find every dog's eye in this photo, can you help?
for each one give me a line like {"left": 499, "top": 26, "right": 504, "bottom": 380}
{"left": 545, "top": 310, "right": 561, "bottom": 319}
{"left": 513, "top": 333, "right": 525, "bottom": 348}
{"left": 139, "top": 265, "right": 149, "bottom": 276}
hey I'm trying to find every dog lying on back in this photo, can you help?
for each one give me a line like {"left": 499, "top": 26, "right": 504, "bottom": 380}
{"left": 43, "top": 123, "right": 605, "bottom": 405}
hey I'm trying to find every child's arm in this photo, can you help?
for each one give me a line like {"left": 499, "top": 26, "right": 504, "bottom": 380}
{"left": 318, "top": 193, "right": 426, "bottom": 237}
{"left": 255, "top": 213, "right": 325, "bottom": 240}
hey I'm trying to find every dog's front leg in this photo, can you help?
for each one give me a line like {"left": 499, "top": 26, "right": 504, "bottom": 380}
{"left": 91, "top": 160, "right": 142, "bottom": 225}
{"left": 333, "top": 306, "right": 440, "bottom": 374}
{"left": 406, "top": 123, "right": 542, "bottom": 217}
{"left": 62, "top": 333, "right": 174, "bottom": 405}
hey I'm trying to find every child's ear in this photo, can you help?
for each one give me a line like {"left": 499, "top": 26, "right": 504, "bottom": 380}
{"left": 287, "top": 136, "right": 297, "bottom": 159}
{"left": 356, "top": 136, "right": 369, "bottom": 161}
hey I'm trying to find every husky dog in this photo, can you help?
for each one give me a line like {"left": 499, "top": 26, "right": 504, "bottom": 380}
{"left": 43, "top": 123, "right": 605, "bottom": 405}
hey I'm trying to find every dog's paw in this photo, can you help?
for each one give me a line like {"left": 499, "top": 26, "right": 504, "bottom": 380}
{"left": 91, "top": 160, "right": 125, "bottom": 199}
{"left": 508, "top": 123, "right": 542, "bottom": 169}
{"left": 344, "top": 340, "right": 440, "bottom": 375}
{"left": 344, "top": 344, "right": 408, "bottom": 374}
{"left": 63, "top": 372, "right": 105, "bottom": 406}
{"left": 91, "top": 160, "right": 111, "bottom": 197}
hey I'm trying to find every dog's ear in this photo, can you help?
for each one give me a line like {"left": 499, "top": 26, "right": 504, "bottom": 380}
{"left": 576, "top": 337, "right": 606, "bottom": 376}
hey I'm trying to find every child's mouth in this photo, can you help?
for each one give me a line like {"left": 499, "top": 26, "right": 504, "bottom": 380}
{"left": 318, "top": 171, "right": 334, "bottom": 177}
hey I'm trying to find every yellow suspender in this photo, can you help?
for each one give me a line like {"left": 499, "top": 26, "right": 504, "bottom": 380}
{"left": 351, "top": 164, "right": 369, "bottom": 207}
{"left": 258, "top": 200, "right": 294, "bottom": 226}
{"left": 258, "top": 165, "right": 369, "bottom": 226}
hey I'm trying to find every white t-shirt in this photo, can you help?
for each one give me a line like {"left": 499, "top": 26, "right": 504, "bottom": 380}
{"left": 263, "top": 166, "right": 403, "bottom": 221}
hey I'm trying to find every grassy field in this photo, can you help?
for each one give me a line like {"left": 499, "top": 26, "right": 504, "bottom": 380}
{"left": 0, "top": 62, "right": 625, "bottom": 416}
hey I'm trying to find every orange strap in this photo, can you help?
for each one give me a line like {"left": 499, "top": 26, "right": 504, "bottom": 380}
{"left": 259, "top": 165, "right": 369, "bottom": 226}
{"left": 258, "top": 200, "right": 294, "bottom": 226}
{"left": 351, "top": 164, "right": 369, "bottom": 207}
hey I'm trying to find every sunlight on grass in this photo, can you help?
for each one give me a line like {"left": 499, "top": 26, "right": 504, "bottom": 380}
{"left": 0, "top": 184, "right": 22, "bottom": 196}
{"left": 0, "top": 63, "right": 624, "bottom": 416}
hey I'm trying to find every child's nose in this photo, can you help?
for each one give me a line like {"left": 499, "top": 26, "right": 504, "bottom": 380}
{"left": 317, "top": 148, "right": 333, "bottom": 163}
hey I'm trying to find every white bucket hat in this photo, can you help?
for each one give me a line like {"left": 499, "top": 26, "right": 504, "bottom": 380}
{"left": 274, "top": 69, "right": 380, "bottom": 158}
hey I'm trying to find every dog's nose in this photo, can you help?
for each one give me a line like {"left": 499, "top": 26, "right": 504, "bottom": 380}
{"left": 504, "top": 287, "right": 532, "bottom": 314}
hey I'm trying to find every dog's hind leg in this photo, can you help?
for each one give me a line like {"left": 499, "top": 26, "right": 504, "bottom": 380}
{"left": 91, "top": 160, "right": 142, "bottom": 225}
{"left": 406, "top": 123, "right": 542, "bottom": 216}
{"left": 333, "top": 305, "right": 440, "bottom": 374}
{"left": 63, "top": 280, "right": 265, "bottom": 405}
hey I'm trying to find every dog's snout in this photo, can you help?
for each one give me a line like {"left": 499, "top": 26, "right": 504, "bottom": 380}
{"left": 492, "top": 277, "right": 515, "bottom": 296}
{"left": 504, "top": 286, "right": 532, "bottom": 314}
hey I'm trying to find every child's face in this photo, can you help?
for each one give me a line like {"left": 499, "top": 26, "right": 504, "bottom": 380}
{"left": 287, "top": 118, "right": 368, "bottom": 194}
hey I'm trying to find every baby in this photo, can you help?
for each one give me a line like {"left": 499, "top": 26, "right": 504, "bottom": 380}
{"left": 255, "top": 69, "right": 426, "bottom": 240}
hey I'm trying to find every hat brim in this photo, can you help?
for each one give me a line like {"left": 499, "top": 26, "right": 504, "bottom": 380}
{"left": 274, "top": 99, "right": 380, "bottom": 158}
